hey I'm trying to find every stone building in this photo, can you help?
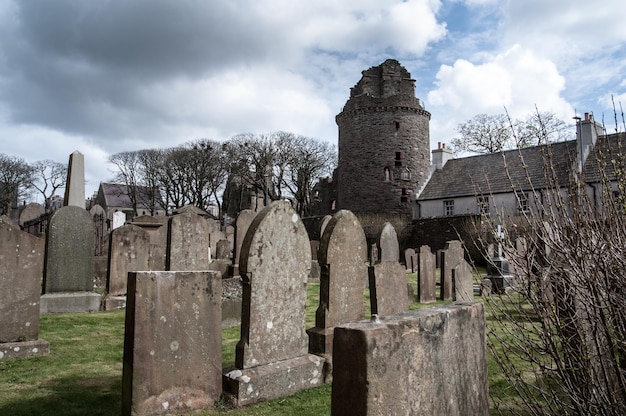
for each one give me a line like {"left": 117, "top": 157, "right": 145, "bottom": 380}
{"left": 334, "top": 59, "right": 431, "bottom": 218}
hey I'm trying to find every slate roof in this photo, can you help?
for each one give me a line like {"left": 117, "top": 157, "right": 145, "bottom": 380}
{"left": 98, "top": 182, "right": 163, "bottom": 210}
{"left": 582, "top": 132, "right": 626, "bottom": 183}
{"left": 418, "top": 141, "right": 578, "bottom": 201}
{"left": 418, "top": 133, "right": 626, "bottom": 201}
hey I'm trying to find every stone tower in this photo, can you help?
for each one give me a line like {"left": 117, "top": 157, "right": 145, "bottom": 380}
{"left": 336, "top": 59, "right": 431, "bottom": 217}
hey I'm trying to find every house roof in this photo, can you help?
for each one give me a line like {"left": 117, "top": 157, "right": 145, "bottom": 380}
{"left": 418, "top": 141, "right": 578, "bottom": 201}
{"left": 418, "top": 133, "right": 626, "bottom": 202}
{"left": 98, "top": 182, "right": 163, "bottom": 210}
{"left": 582, "top": 132, "right": 626, "bottom": 183}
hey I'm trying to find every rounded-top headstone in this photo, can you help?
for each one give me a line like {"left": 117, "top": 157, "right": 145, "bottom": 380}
{"left": 319, "top": 215, "right": 332, "bottom": 240}
{"left": 237, "top": 201, "right": 312, "bottom": 368}
{"left": 319, "top": 210, "right": 367, "bottom": 266}
{"left": 44, "top": 205, "right": 94, "bottom": 293}
{"left": 89, "top": 204, "right": 106, "bottom": 217}
{"left": 378, "top": 222, "right": 399, "bottom": 262}
{"left": 18, "top": 203, "right": 44, "bottom": 227}
{"left": 317, "top": 209, "right": 367, "bottom": 327}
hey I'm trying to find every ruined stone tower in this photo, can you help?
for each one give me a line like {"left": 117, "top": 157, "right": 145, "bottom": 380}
{"left": 336, "top": 59, "right": 431, "bottom": 218}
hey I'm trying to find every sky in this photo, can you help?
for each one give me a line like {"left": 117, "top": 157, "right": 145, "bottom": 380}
{"left": 1, "top": 0, "right": 625, "bottom": 200}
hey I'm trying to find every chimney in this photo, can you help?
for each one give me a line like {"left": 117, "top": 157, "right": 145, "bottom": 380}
{"left": 576, "top": 112, "right": 604, "bottom": 172}
{"left": 432, "top": 142, "right": 454, "bottom": 170}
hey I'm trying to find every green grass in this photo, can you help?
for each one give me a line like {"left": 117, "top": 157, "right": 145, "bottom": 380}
{"left": 0, "top": 272, "right": 531, "bottom": 415}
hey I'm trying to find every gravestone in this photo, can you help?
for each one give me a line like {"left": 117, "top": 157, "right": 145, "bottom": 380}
{"left": 368, "top": 223, "right": 409, "bottom": 317}
{"left": 369, "top": 244, "right": 379, "bottom": 265}
{"left": 112, "top": 211, "right": 126, "bottom": 230}
{"left": 310, "top": 240, "right": 320, "bottom": 261}
{"left": 332, "top": 303, "right": 489, "bottom": 416}
{"left": 131, "top": 215, "right": 169, "bottom": 270}
{"left": 215, "top": 239, "right": 231, "bottom": 260}
{"left": 230, "top": 209, "right": 255, "bottom": 278}
{"left": 18, "top": 202, "right": 44, "bottom": 227}
{"left": 440, "top": 240, "right": 464, "bottom": 301}
{"left": 404, "top": 248, "right": 417, "bottom": 272}
{"left": 480, "top": 278, "right": 493, "bottom": 297}
{"left": 319, "top": 214, "right": 332, "bottom": 239}
{"left": 0, "top": 220, "right": 49, "bottom": 359}
{"left": 106, "top": 224, "right": 151, "bottom": 297}
{"left": 307, "top": 210, "right": 367, "bottom": 381}
{"left": 223, "top": 201, "right": 324, "bottom": 406}
{"left": 167, "top": 211, "right": 210, "bottom": 271}
{"left": 452, "top": 258, "right": 474, "bottom": 302}
{"left": 207, "top": 219, "right": 226, "bottom": 260}
{"left": 41, "top": 205, "right": 100, "bottom": 313}
{"left": 309, "top": 240, "right": 321, "bottom": 281}
{"left": 122, "top": 271, "right": 222, "bottom": 416}
{"left": 417, "top": 245, "right": 436, "bottom": 303}
{"left": 64, "top": 151, "right": 85, "bottom": 208}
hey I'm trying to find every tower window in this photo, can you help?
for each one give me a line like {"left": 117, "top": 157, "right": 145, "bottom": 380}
{"left": 401, "top": 188, "right": 408, "bottom": 203}
{"left": 395, "top": 121, "right": 400, "bottom": 130}
{"left": 395, "top": 152, "right": 402, "bottom": 167}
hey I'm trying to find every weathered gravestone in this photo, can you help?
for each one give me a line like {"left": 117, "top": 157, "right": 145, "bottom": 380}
{"left": 131, "top": 215, "right": 169, "bottom": 270}
{"left": 18, "top": 202, "right": 44, "bottom": 228}
{"left": 105, "top": 224, "right": 151, "bottom": 310}
{"left": 122, "top": 271, "right": 222, "bottom": 416}
{"left": 166, "top": 211, "right": 210, "bottom": 271}
{"left": 223, "top": 201, "right": 324, "bottom": 406}
{"left": 309, "top": 240, "right": 321, "bottom": 281}
{"left": 207, "top": 219, "right": 226, "bottom": 260}
{"left": 404, "top": 247, "right": 417, "bottom": 272}
{"left": 453, "top": 258, "right": 474, "bottom": 302}
{"left": 332, "top": 303, "right": 489, "bottom": 416}
{"left": 417, "top": 245, "right": 436, "bottom": 303}
{"left": 230, "top": 209, "right": 255, "bottom": 278}
{"left": 439, "top": 240, "right": 464, "bottom": 301}
{"left": 307, "top": 210, "right": 367, "bottom": 381}
{"left": 319, "top": 214, "right": 332, "bottom": 239}
{"left": 215, "top": 239, "right": 231, "bottom": 260}
{"left": 368, "top": 223, "right": 408, "bottom": 317}
{"left": 0, "top": 220, "right": 49, "bottom": 359}
{"left": 369, "top": 243, "right": 378, "bottom": 265}
{"left": 41, "top": 205, "right": 100, "bottom": 313}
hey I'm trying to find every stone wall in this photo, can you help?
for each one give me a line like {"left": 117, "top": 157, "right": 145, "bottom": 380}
{"left": 407, "top": 214, "right": 484, "bottom": 264}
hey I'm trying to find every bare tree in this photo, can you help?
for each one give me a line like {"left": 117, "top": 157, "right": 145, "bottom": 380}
{"left": 453, "top": 112, "right": 572, "bottom": 154}
{"left": 157, "top": 139, "right": 228, "bottom": 215}
{"left": 472, "top": 114, "right": 626, "bottom": 414}
{"left": 0, "top": 153, "right": 34, "bottom": 216}
{"left": 452, "top": 113, "right": 513, "bottom": 154}
{"left": 281, "top": 134, "right": 336, "bottom": 217}
{"left": 513, "top": 110, "right": 572, "bottom": 147}
{"left": 136, "top": 149, "right": 166, "bottom": 215}
{"left": 108, "top": 151, "right": 141, "bottom": 214}
{"left": 30, "top": 159, "right": 67, "bottom": 212}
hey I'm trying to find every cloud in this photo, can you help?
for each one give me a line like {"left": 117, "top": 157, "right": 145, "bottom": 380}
{"left": 426, "top": 45, "right": 574, "bottom": 141}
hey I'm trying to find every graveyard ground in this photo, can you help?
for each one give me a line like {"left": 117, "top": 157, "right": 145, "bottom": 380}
{"left": 0, "top": 270, "right": 529, "bottom": 416}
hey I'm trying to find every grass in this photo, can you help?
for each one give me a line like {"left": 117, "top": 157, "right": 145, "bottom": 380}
{"left": 0, "top": 269, "right": 532, "bottom": 415}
